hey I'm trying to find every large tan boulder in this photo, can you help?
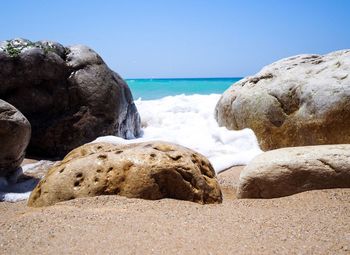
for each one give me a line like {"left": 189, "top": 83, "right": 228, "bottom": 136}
{"left": 237, "top": 145, "right": 350, "bottom": 198}
{"left": 28, "top": 141, "right": 222, "bottom": 207}
{"left": 215, "top": 50, "right": 350, "bottom": 150}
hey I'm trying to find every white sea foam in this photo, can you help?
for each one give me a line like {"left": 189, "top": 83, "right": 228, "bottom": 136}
{"left": 2, "top": 94, "right": 262, "bottom": 202}
{"left": 0, "top": 161, "right": 52, "bottom": 202}
{"left": 94, "top": 94, "right": 262, "bottom": 173}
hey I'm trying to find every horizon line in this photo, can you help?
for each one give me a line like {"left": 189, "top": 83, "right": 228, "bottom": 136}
{"left": 125, "top": 76, "right": 243, "bottom": 80}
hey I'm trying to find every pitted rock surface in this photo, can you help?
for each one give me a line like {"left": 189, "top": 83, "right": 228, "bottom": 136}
{"left": 0, "top": 38, "right": 141, "bottom": 158}
{"left": 215, "top": 50, "right": 350, "bottom": 150}
{"left": 28, "top": 141, "right": 222, "bottom": 207}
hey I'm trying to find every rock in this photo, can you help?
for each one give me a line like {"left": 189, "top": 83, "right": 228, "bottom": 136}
{"left": 0, "top": 160, "right": 56, "bottom": 203}
{"left": 0, "top": 38, "right": 141, "bottom": 158}
{"left": 28, "top": 141, "right": 222, "bottom": 207}
{"left": 0, "top": 100, "right": 31, "bottom": 176}
{"left": 18, "top": 160, "right": 56, "bottom": 181}
{"left": 215, "top": 50, "right": 350, "bottom": 150}
{"left": 217, "top": 166, "right": 244, "bottom": 199}
{"left": 237, "top": 145, "right": 350, "bottom": 198}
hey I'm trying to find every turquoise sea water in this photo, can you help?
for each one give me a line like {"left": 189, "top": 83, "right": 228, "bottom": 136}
{"left": 126, "top": 78, "right": 241, "bottom": 100}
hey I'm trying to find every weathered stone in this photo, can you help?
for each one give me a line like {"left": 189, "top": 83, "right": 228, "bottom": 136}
{"left": 215, "top": 50, "right": 350, "bottom": 150}
{"left": 28, "top": 141, "right": 222, "bottom": 207}
{"left": 0, "top": 38, "right": 141, "bottom": 158}
{"left": 0, "top": 100, "right": 31, "bottom": 176}
{"left": 237, "top": 145, "right": 350, "bottom": 198}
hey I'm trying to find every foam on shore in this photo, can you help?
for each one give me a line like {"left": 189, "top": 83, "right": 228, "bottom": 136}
{"left": 94, "top": 94, "right": 262, "bottom": 173}
{"left": 0, "top": 162, "right": 47, "bottom": 202}
{"left": 1, "top": 94, "right": 262, "bottom": 202}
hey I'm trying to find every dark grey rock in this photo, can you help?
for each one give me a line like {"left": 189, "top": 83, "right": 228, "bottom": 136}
{"left": 0, "top": 100, "right": 31, "bottom": 176}
{"left": 0, "top": 38, "right": 141, "bottom": 158}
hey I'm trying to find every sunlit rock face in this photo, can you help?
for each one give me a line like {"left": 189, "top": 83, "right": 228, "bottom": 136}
{"left": 215, "top": 50, "right": 350, "bottom": 150}
{"left": 28, "top": 141, "right": 223, "bottom": 207}
{"left": 237, "top": 145, "right": 350, "bottom": 198}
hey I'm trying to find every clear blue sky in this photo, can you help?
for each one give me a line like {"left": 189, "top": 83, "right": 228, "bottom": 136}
{"left": 1, "top": 0, "right": 349, "bottom": 78}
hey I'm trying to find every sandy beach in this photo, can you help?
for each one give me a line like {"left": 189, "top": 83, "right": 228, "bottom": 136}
{"left": 1, "top": 166, "right": 349, "bottom": 255}
{"left": 1, "top": 2, "right": 349, "bottom": 255}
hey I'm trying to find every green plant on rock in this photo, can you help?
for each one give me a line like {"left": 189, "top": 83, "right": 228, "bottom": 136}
{"left": 5, "top": 43, "right": 22, "bottom": 57}
{"left": 4, "top": 40, "right": 39, "bottom": 57}
{"left": 42, "top": 46, "right": 56, "bottom": 54}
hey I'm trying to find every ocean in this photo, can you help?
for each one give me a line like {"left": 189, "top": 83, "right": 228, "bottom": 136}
{"left": 126, "top": 77, "right": 241, "bottom": 100}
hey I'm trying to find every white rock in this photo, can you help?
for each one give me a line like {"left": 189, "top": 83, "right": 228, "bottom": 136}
{"left": 237, "top": 145, "right": 350, "bottom": 198}
{"left": 215, "top": 50, "right": 350, "bottom": 150}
